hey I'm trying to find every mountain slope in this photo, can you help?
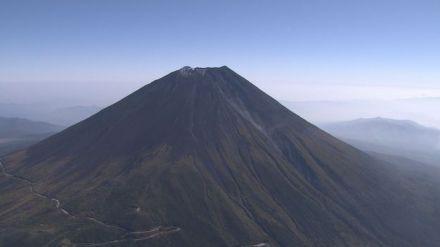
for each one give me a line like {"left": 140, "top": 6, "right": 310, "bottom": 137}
{"left": 1, "top": 67, "right": 440, "bottom": 247}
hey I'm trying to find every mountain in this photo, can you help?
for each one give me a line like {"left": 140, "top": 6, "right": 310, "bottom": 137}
{"left": 322, "top": 117, "right": 440, "bottom": 165}
{"left": 0, "top": 117, "right": 63, "bottom": 155}
{"left": 1, "top": 66, "right": 440, "bottom": 247}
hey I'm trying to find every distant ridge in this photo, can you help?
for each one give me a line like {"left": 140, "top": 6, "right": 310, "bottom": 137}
{"left": 0, "top": 116, "right": 62, "bottom": 138}
{"left": 0, "top": 116, "right": 62, "bottom": 155}
{"left": 322, "top": 117, "right": 440, "bottom": 165}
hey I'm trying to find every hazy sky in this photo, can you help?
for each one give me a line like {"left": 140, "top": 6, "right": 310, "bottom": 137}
{"left": 1, "top": 0, "right": 439, "bottom": 105}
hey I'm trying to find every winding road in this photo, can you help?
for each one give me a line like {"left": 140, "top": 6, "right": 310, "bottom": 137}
{"left": 0, "top": 160, "right": 181, "bottom": 246}
{"left": 0, "top": 161, "right": 70, "bottom": 215}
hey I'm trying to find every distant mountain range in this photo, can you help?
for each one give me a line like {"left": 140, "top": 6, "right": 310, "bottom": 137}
{"left": 321, "top": 117, "right": 440, "bottom": 166}
{"left": 0, "top": 117, "right": 63, "bottom": 155}
{"left": 0, "top": 103, "right": 101, "bottom": 126}
{"left": 283, "top": 97, "right": 440, "bottom": 129}
{"left": 1, "top": 67, "right": 440, "bottom": 246}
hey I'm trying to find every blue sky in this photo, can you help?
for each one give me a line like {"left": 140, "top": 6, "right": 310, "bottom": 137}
{"left": 1, "top": 0, "right": 439, "bottom": 103}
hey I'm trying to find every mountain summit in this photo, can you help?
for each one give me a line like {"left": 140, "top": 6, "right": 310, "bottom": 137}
{"left": 1, "top": 67, "right": 440, "bottom": 246}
